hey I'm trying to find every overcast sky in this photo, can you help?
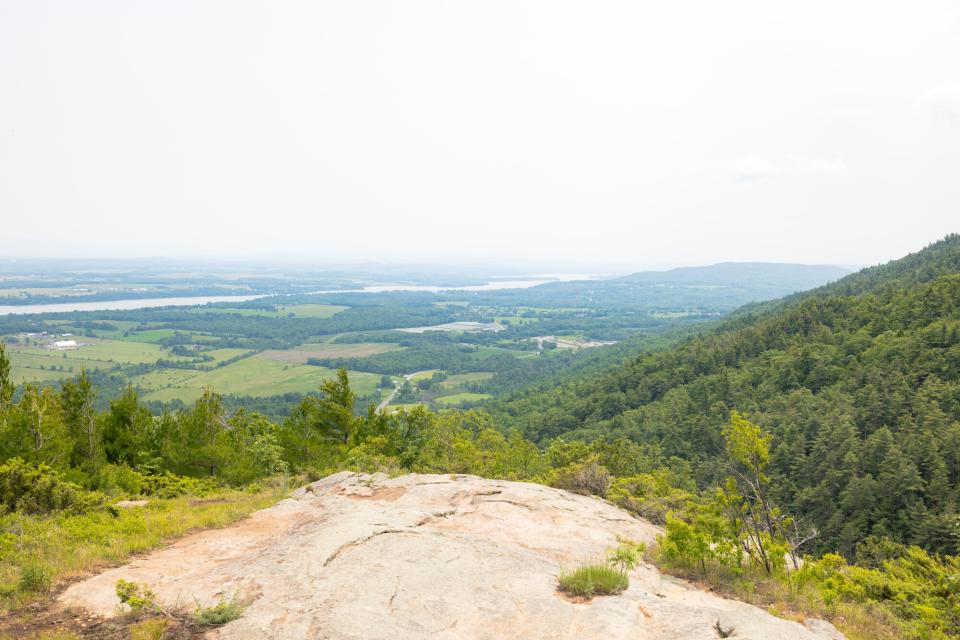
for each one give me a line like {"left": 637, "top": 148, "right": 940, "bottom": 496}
{"left": 1, "top": 1, "right": 957, "bottom": 269}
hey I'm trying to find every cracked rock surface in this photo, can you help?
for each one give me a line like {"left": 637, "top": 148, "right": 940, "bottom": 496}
{"left": 59, "top": 472, "right": 844, "bottom": 639}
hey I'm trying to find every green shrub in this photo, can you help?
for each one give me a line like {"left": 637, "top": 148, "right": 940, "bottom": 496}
{"left": 547, "top": 457, "right": 611, "bottom": 497}
{"left": 607, "top": 472, "right": 694, "bottom": 525}
{"left": 138, "top": 472, "right": 217, "bottom": 499}
{"left": 607, "top": 539, "right": 646, "bottom": 572}
{"left": 93, "top": 464, "right": 145, "bottom": 496}
{"left": 194, "top": 598, "right": 244, "bottom": 625}
{"left": 795, "top": 548, "right": 960, "bottom": 639}
{"left": 0, "top": 458, "right": 103, "bottom": 515}
{"left": 17, "top": 562, "right": 51, "bottom": 593}
{"left": 558, "top": 561, "right": 628, "bottom": 598}
{"left": 115, "top": 579, "right": 158, "bottom": 612}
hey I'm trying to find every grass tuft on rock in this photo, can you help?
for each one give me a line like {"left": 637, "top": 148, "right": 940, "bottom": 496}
{"left": 558, "top": 561, "right": 628, "bottom": 599}
{"left": 194, "top": 598, "right": 245, "bottom": 625}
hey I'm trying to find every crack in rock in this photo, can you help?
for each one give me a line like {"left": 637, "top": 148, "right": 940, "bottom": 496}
{"left": 323, "top": 529, "right": 410, "bottom": 567}
{"left": 479, "top": 498, "right": 534, "bottom": 511}
{"left": 388, "top": 575, "right": 401, "bottom": 614}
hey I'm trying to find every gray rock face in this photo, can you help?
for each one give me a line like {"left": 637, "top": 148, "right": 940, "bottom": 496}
{"left": 60, "top": 472, "right": 844, "bottom": 639}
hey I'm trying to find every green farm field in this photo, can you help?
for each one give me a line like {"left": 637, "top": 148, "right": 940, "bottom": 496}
{"left": 6, "top": 350, "right": 117, "bottom": 372}
{"left": 439, "top": 372, "right": 494, "bottom": 389}
{"left": 141, "top": 355, "right": 381, "bottom": 403}
{"left": 9, "top": 365, "right": 78, "bottom": 385}
{"left": 203, "top": 348, "right": 255, "bottom": 364}
{"left": 15, "top": 340, "right": 192, "bottom": 365}
{"left": 259, "top": 342, "right": 400, "bottom": 364}
{"left": 187, "top": 303, "right": 348, "bottom": 318}
{"left": 409, "top": 370, "right": 439, "bottom": 381}
{"left": 474, "top": 346, "right": 536, "bottom": 359}
{"left": 433, "top": 392, "right": 492, "bottom": 405}
{"left": 129, "top": 368, "right": 204, "bottom": 391}
{"left": 95, "top": 328, "right": 179, "bottom": 343}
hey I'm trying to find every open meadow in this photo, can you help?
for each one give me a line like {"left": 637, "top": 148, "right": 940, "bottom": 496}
{"left": 140, "top": 355, "right": 381, "bottom": 403}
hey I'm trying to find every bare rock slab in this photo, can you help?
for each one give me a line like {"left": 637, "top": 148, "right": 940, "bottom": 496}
{"left": 59, "top": 472, "right": 843, "bottom": 639}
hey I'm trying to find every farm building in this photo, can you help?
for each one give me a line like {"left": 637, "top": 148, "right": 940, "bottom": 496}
{"left": 52, "top": 340, "right": 78, "bottom": 350}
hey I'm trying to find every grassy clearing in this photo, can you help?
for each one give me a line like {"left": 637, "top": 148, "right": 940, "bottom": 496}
{"left": 8, "top": 367, "right": 69, "bottom": 385}
{"left": 0, "top": 486, "right": 285, "bottom": 612}
{"left": 433, "top": 392, "right": 492, "bottom": 405}
{"left": 493, "top": 315, "right": 539, "bottom": 325}
{"left": 259, "top": 342, "right": 401, "bottom": 363}
{"left": 7, "top": 350, "right": 118, "bottom": 374}
{"left": 186, "top": 307, "right": 275, "bottom": 317}
{"left": 557, "top": 562, "right": 629, "bottom": 599}
{"left": 193, "top": 304, "right": 348, "bottom": 318}
{"left": 438, "top": 372, "right": 493, "bottom": 389}
{"left": 278, "top": 304, "right": 349, "bottom": 318}
{"left": 142, "top": 356, "right": 381, "bottom": 403}
{"left": 15, "top": 341, "right": 190, "bottom": 365}
{"left": 409, "top": 370, "right": 439, "bottom": 382}
{"left": 108, "top": 328, "right": 179, "bottom": 343}
{"left": 129, "top": 368, "right": 202, "bottom": 391}
{"left": 203, "top": 348, "right": 255, "bottom": 364}
{"left": 473, "top": 346, "right": 534, "bottom": 360}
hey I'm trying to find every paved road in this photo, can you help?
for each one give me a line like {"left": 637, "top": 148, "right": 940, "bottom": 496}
{"left": 375, "top": 370, "right": 434, "bottom": 412}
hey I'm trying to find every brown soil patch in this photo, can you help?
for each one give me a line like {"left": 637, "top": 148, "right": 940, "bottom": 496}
{"left": 0, "top": 597, "right": 205, "bottom": 639}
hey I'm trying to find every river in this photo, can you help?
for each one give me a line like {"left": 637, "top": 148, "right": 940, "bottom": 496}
{"left": 0, "top": 294, "right": 268, "bottom": 316}
{"left": 0, "top": 274, "right": 600, "bottom": 316}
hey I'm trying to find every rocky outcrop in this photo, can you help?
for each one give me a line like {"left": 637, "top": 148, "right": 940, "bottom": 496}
{"left": 60, "top": 472, "right": 843, "bottom": 639}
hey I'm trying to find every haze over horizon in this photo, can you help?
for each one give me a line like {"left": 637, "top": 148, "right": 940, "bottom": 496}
{"left": 2, "top": 1, "right": 958, "bottom": 268}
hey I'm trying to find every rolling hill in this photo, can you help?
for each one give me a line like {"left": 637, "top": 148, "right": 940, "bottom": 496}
{"left": 492, "top": 234, "right": 960, "bottom": 556}
{"left": 475, "top": 262, "right": 852, "bottom": 312}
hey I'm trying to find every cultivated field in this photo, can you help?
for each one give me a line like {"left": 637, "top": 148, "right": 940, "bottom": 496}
{"left": 14, "top": 340, "right": 193, "bottom": 365}
{"left": 439, "top": 372, "right": 494, "bottom": 389}
{"left": 433, "top": 392, "right": 492, "bottom": 405}
{"left": 259, "top": 342, "right": 400, "bottom": 364}
{"left": 6, "top": 339, "right": 194, "bottom": 383}
{"left": 141, "top": 355, "right": 380, "bottom": 403}
{"left": 187, "top": 303, "right": 348, "bottom": 318}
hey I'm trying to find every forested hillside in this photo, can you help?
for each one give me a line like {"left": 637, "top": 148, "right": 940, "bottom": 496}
{"left": 492, "top": 234, "right": 960, "bottom": 557}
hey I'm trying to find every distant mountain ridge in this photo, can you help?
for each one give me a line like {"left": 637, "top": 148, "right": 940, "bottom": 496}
{"left": 616, "top": 262, "right": 851, "bottom": 289}
{"left": 472, "top": 261, "right": 852, "bottom": 313}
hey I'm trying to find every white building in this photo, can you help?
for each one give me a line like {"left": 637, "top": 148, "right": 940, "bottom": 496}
{"left": 52, "top": 340, "right": 77, "bottom": 350}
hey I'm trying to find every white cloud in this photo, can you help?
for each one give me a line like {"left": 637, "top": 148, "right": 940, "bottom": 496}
{"left": 916, "top": 83, "right": 960, "bottom": 121}
{"left": 793, "top": 156, "right": 848, "bottom": 175}
{"left": 729, "top": 156, "right": 779, "bottom": 180}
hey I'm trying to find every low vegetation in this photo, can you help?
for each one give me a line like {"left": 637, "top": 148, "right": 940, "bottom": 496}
{"left": 0, "top": 481, "right": 283, "bottom": 611}
{"left": 193, "top": 597, "right": 245, "bottom": 625}
{"left": 558, "top": 562, "right": 628, "bottom": 599}
{"left": 557, "top": 539, "right": 646, "bottom": 599}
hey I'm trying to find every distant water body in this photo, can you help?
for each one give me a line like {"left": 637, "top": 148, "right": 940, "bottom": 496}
{"left": 0, "top": 275, "right": 600, "bottom": 316}
{"left": 318, "top": 274, "right": 597, "bottom": 294}
{"left": 0, "top": 294, "right": 267, "bottom": 316}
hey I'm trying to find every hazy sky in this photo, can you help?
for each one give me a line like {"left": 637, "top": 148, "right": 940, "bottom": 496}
{"left": 1, "top": 1, "right": 957, "bottom": 269}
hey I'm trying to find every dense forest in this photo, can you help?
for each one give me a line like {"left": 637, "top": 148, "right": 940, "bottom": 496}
{"left": 491, "top": 234, "right": 960, "bottom": 558}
